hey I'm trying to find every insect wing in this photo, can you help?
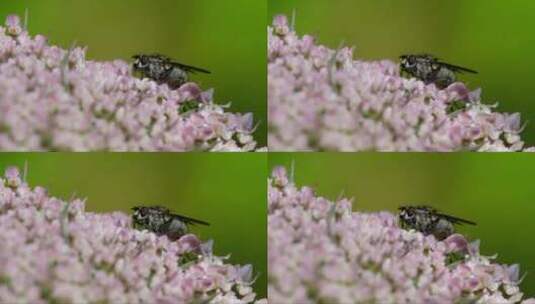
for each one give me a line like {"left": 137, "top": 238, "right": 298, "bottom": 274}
{"left": 436, "top": 212, "right": 476, "bottom": 226}
{"left": 171, "top": 61, "right": 211, "bottom": 74}
{"left": 171, "top": 213, "right": 210, "bottom": 226}
{"left": 437, "top": 61, "right": 477, "bottom": 74}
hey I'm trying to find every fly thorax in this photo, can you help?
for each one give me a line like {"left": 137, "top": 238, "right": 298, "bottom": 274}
{"left": 415, "top": 61, "right": 434, "bottom": 80}
{"left": 412, "top": 212, "right": 434, "bottom": 233}
{"left": 147, "top": 63, "right": 168, "bottom": 81}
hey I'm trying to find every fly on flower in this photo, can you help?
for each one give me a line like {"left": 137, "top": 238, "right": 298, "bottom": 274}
{"left": 132, "top": 54, "right": 210, "bottom": 89}
{"left": 399, "top": 54, "right": 477, "bottom": 89}
{"left": 131, "top": 205, "right": 209, "bottom": 240}
{"left": 398, "top": 205, "right": 476, "bottom": 240}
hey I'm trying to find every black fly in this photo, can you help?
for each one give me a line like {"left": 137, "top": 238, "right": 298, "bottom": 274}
{"left": 131, "top": 205, "right": 209, "bottom": 241}
{"left": 399, "top": 54, "right": 477, "bottom": 88}
{"left": 132, "top": 54, "right": 210, "bottom": 89}
{"left": 398, "top": 205, "right": 476, "bottom": 240}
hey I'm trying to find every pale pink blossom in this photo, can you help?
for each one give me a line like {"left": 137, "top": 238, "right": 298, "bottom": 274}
{"left": 268, "top": 15, "right": 531, "bottom": 151}
{"left": 0, "top": 166, "right": 263, "bottom": 303}
{"left": 0, "top": 14, "right": 261, "bottom": 151}
{"left": 268, "top": 166, "right": 533, "bottom": 303}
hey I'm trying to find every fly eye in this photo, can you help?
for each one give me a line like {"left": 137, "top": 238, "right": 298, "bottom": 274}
{"left": 133, "top": 211, "right": 142, "bottom": 220}
{"left": 401, "top": 57, "right": 414, "bottom": 69}
{"left": 133, "top": 59, "right": 144, "bottom": 68}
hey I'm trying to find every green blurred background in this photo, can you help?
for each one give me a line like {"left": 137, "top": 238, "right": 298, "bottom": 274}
{"left": 269, "top": 0, "right": 535, "bottom": 146}
{"left": 0, "top": 153, "right": 267, "bottom": 298}
{"left": 0, "top": 0, "right": 267, "bottom": 146}
{"left": 269, "top": 153, "right": 535, "bottom": 296}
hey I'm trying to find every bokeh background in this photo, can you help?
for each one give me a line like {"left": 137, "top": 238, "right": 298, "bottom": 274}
{"left": 269, "top": 153, "right": 535, "bottom": 296}
{"left": 269, "top": 0, "right": 535, "bottom": 146}
{"left": 0, "top": 0, "right": 267, "bottom": 146}
{"left": 0, "top": 153, "right": 267, "bottom": 298}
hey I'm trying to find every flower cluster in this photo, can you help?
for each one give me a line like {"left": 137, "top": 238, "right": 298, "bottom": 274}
{"left": 0, "top": 15, "right": 260, "bottom": 151}
{"left": 268, "top": 166, "right": 534, "bottom": 303}
{"left": 0, "top": 166, "right": 264, "bottom": 303}
{"left": 268, "top": 15, "right": 531, "bottom": 151}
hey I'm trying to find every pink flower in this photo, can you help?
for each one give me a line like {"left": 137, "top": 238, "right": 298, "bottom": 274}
{"left": 0, "top": 14, "right": 261, "bottom": 151}
{"left": 268, "top": 166, "right": 533, "bottom": 303}
{"left": 268, "top": 15, "right": 531, "bottom": 151}
{"left": 0, "top": 166, "right": 264, "bottom": 303}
